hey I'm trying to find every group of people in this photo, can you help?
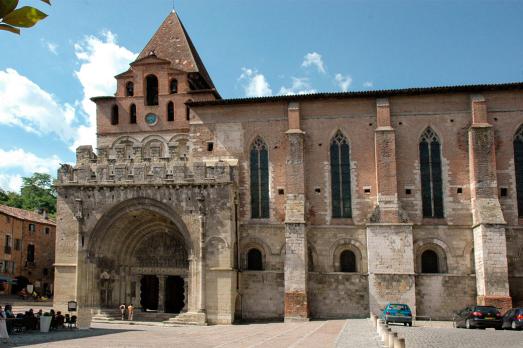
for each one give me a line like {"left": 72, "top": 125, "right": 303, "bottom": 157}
{"left": 0, "top": 306, "right": 76, "bottom": 343}
{"left": 119, "top": 303, "right": 135, "bottom": 321}
{"left": 17, "top": 288, "right": 50, "bottom": 301}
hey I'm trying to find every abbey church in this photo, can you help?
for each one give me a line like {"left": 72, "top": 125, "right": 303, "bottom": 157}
{"left": 53, "top": 11, "right": 523, "bottom": 325}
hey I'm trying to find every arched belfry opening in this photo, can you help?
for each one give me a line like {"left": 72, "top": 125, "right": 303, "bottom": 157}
{"left": 87, "top": 199, "right": 193, "bottom": 315}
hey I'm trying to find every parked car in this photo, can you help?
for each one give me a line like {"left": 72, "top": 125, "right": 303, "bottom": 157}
{"left": 502, "top": 308, "right": 523, "bottom": 330}
{"left": 380, "top": 303, "right": 412, "bottom": 326}
{"left": 454, "top": 305, "right": 503, "bottom": 329}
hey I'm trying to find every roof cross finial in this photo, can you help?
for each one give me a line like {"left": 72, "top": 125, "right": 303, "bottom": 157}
{"left": 172, "top": 0, "right": 175, "bottom": 13}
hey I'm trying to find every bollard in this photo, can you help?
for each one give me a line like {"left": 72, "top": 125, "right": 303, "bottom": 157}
{"left": 371, "top": 314, "right": 377, "bottom": 328}
{"left": 383, "top": 327, "right": 392, "bottom": 347}
{"left": 377, "top": 321, "right": 382, "bottom": 338}
{"left": 389, "top": 331, "right": 398, "bottom": 348}
{"left": 394, "top": 337, "right": 406, "bottom": 348}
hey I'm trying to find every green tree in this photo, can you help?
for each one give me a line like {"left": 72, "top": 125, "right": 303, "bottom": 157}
{"left": 0, "top": 0, "right": 50, "bottom": 35}
{"left": 19, "top": 173, "right": 56, "bottom": 215}
{"left": 0, "top": 190, "right": 24, "bottom": 208}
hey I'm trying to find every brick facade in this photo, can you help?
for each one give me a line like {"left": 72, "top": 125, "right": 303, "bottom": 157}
{"left": 0, "top": 205, "right": 56, "bottom": 296}
{"left": 54, "top": 11, "right": 523, "bottom": 325}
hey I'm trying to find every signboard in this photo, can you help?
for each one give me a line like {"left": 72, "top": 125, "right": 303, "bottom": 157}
{"left": 68, "top": 301, "right": 77, "bottom": 312}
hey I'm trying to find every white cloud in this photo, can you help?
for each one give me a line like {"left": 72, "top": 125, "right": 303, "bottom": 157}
{"left": 73, "top": 31, "right": 137, "bottom": 150}
{"left": 0, "top": 68, "right": 77, "bottom": 143}
{"left": 0, "top": 174, "right": 22, "bottom": 193}
{"left": 335, "top": 73, "right": 352, "bottom": 92}
{"left": 0, "top": 148, "right": 62, "bottom": 174}
{"left": 363, "top": 81, "right": 374, "bottom": 88}
{"left": 302, "top": 52, "right": 326, "bottom": 74}
{"left": 279, "top": 77, "right": 316, "bottom": 95}
{"left": 47, "top": 42, "right": 58, "bottom": 55}
{"left": 239, "top": 68, "right": 272, "bottom": 97}
{"left": 0, "top": 148, "right": 62, "bottom": 192}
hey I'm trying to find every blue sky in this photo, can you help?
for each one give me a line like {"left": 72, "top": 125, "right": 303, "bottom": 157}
{"left": 1, "top": 0, "right": 523, "bottom": 192}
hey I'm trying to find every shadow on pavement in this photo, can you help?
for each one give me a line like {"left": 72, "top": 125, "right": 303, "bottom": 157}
{"left": 7, "top": 327, "right": 139, "bottom": 347}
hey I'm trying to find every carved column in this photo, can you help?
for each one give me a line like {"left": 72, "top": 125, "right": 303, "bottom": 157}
{"left": 158, "top": 275, "right": 166, "bottom": 312}
{"left": 183, "top": 278, "right": 188, "bottom": 312}
{"left": 469, "top": 95, "right": 512, "bottom": 312}
{"left": 284, "top": 102, "right": 309, "bottom": 321}
{"left": 197, "top": 193, "right": 207, "bottom": 315}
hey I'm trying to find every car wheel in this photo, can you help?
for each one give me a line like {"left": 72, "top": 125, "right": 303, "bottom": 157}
{"left": 466, "top": 319, "right": 472, "bottom": 329}
{"left": 408, "top": 323, "right": 412, "bottom": 327}
{"left": 403, "top": 323, "right": 407, "bottom": 326}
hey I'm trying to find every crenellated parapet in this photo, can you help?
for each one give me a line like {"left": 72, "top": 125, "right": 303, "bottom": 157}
{"left": 57, "top": 145, "right": 237, "bottom": 186}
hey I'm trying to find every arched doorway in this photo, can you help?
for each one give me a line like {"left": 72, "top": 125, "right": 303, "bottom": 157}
{"left": 87, "top": 199, "right": 193, "bottom": 314}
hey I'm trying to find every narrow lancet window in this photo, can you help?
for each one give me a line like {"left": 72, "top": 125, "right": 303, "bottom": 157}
{"left": 167, "top": 101, "right": 174, "bottom": 122}
{"left": 170, "top": 79, "right": 178, "bottom": 94}
{"left": 126, "top": 81, "right": 134, "bottom": 96}
{"left": 250, "top": 137, "right": 269, "bottom": 218}
{"left": 145, "top": 74, "right": 158, "bottom": 106}
{"left": 130, "top": 104, "right": 136, "bottom": 124}
{"left": 330, "top": 131, "right": 352, "bottom": 218}
{"left": 419, "top": 128, "right": 444, "bottom": 218}
{"left": 111, "top": 105, "right": 119, "bottom": 125}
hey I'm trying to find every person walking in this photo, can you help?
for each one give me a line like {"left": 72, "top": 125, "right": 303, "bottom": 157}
{"left": 119, "top": 303, "right": 126, "bottom": 320}
{"left": 127, "top": 304, "right": 134, "bottom": 321}
{"left": 0, "top": 306, "right": 9, "bottom": 344}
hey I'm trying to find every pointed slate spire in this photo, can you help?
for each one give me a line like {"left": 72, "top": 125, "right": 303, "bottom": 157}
{"left": 135, "top": 11, "right": 216, "bottom": 92}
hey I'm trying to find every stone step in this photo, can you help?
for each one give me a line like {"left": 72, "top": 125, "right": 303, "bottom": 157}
{"left": 164, "top": 312, "right": 207, "bottom": 326}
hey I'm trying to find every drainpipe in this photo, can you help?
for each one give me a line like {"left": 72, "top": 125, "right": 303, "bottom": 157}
{"left": 234, "top": 191, "right": 242, "bottom": 321}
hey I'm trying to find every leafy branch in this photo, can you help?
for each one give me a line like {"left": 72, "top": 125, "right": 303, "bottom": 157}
{"left": 0, "top": 0, "right": 51, "bottom": 35}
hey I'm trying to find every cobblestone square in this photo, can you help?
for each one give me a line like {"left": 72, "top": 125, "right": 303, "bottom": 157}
{"left": 3, "top": 319, "right": 522, "bottom": 348}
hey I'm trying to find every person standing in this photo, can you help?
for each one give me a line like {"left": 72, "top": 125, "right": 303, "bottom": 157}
{"left": 119, "top": 303, "right": 126, "bottom": 320}
{"left": 0, "top": 306, "right": 9, "bottom": 344}
{"left": 127, "top": 304, "right": 134, "bottom": 321}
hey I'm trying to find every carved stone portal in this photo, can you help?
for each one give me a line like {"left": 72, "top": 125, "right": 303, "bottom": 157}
{"left": 134, "top": 232, "right": 188, "bottom": 269}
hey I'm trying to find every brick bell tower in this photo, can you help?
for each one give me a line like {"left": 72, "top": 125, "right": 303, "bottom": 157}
{"left": 91, "top": 10, "right": 219, "bottom": 148}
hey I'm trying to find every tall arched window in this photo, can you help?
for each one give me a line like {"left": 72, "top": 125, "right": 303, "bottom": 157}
{"left": 145, "top": 74, "right": 158, "bottom": 106}
{"left": 250, "top": 137, "right": 269, "bottom": 219}
{"left": 514, "top": 126, "right": 523, "bottom": 217}
{"left": 170, "top": 79, "right": 178, "bottom": 94}
{"left": 419, "top": 128, "right": 444, "bottom": 218}
{"left": 111, "top": 105, "right": 119, "bottom": 125}
{"left": 421, "top": 250, "right": 439, "bottom": 273}
{"left": 247, "top": 248, "right": 263, "bottom": 270}
{"left": 167, "top": 101, "right": 174, "bottom": 122}
{"left": 126, "top": 81, "right": 134, "bottom": 96}
{"left": 331, "top": 131, "right": 352, "bottom": 218}
{"left": 340, "top": 250, "right": 356, "bottom": 272}
{"left": 130, "top": 104, "right": 136, "bottom": 124}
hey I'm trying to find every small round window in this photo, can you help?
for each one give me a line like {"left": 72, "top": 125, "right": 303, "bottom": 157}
{"left": 145, "top": 113, "right": 158, "bottom": 126}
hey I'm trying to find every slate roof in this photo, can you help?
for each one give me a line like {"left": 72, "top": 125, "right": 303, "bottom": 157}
{"left": 0, "top": 204, "right": 55, "bottom": 225}
{"left": 187, "top": 81, "right": 523, "bottom": 107}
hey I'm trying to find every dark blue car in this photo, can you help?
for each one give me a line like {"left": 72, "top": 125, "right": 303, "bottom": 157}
{"left": 380, "top": 303, "right": 413, "bottom": 326}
